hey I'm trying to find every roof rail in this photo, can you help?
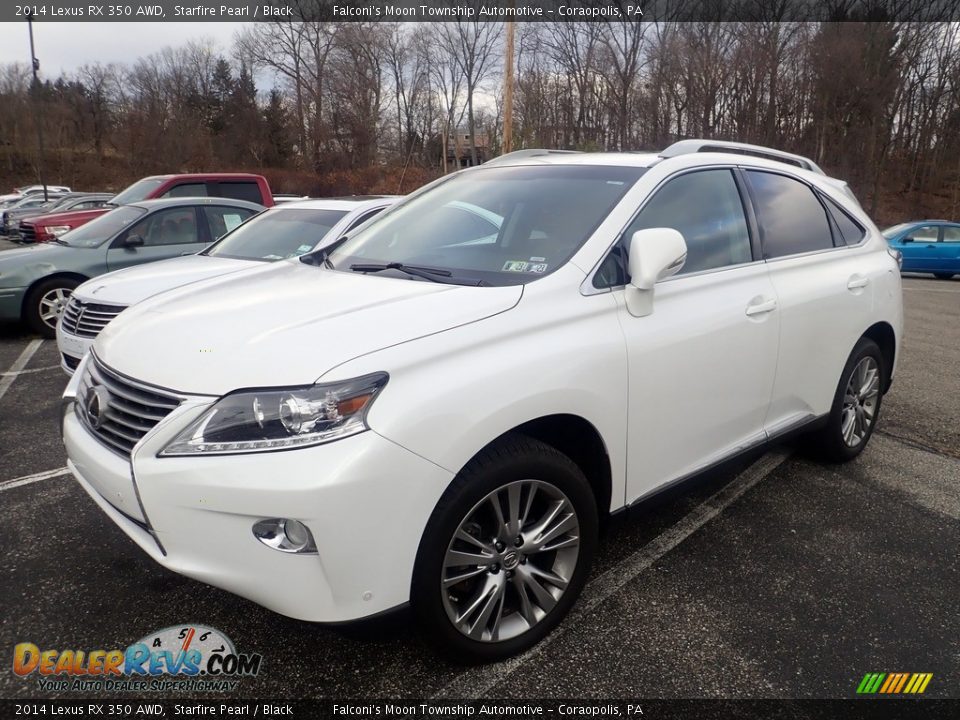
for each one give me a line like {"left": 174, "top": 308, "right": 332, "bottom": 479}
{"left": 660, "top": 139, "right": 824, "bottom": 175}
{"left": 484, "top": 149, "right": 583, "bottom": 166}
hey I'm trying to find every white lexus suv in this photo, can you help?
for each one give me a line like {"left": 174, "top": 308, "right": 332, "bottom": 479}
{"left": 62, "top": 141, "right": 902, "bottom": 661}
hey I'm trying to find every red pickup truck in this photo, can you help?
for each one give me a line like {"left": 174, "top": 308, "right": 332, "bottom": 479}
{"left": 20, "top": 173, "right": 274, "bottom": 243}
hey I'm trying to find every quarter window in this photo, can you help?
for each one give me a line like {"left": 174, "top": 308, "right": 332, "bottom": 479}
{"left": 822, "top": 196, "right": 865, "bottom": 245}
{"left": 746, "top": 170, "right": 833, "bottom": 258}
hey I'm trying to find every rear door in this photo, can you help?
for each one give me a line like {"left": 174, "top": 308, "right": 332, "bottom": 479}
{"left": 936, "top": 226, "right": 960, "bottom": 273}
{"left": 105, "top": 206, "right": 206, "bottom": 271}
{"left": 745, "top": 169, "right": 880, "bottom": 432}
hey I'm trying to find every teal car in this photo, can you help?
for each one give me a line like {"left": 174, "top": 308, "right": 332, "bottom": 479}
{"left": 0, "top": 197, "right": 262, "bottom": 337}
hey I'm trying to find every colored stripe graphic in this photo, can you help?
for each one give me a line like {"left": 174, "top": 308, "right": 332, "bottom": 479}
{"left": 857, "top": 672, "right": 932, "bottom": 694}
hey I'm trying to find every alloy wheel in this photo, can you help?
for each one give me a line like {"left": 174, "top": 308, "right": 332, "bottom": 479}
{"left": 841, "top": 356, "right": 880, "bottom": 447}
{"left": 39, "top": 287, "right": 72, "bottom": 329}
{"left": 441, "top": 479, "right": 580, "bottom": 642}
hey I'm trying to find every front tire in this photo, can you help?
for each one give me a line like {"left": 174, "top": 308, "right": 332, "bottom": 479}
{"left": 805, "top": 338, "right": 884, "bottom": 463}
{"left": 412, "top": 435, "right": 597, "bottom": 662}
{"left": 25, "top": 277, "right": 78, "bottom": 338}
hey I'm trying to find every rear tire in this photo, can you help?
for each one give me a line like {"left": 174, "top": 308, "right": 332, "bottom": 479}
{"left": 412, "top": 435, "right": 597, "bottom": 663}
{"left": 933, "top": 273, "right": 955, "bottom": 280}
{"left": 805, "top": 338, "right": 884, "bottom": 463}
{"left": 25, "top": 277, "right": 78, "bottom": 338}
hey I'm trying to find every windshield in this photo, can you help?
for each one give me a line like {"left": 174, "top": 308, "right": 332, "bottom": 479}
{"left": 881, "top": 223, "right": 911, "bottom": 239}
{"left": 59, "top": 206, "right": 147, "bottom": 247}
{"left": 205, "top": 207, "right": 348, "bottom": 260}
{"left": 110, "top": 178, "right": 166, "bottom": 206}
{"left": 329, "top": 165, "right": 644, "bottom": 286}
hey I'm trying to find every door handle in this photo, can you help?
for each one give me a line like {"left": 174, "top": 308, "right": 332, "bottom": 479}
{"left": 745, "top": 297, "right": 777, "bottom": 316}
{"left": 847, "top": 275, "right": 870, "bottom": 290}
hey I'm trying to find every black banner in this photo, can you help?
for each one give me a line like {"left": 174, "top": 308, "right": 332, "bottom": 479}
{"left": 1, "top": 699, "right": 959, "bottom": 720}
{"left": 6, "top": 0, "right": 960, "bottom": 24}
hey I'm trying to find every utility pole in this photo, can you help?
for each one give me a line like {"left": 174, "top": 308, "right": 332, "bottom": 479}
{"left": 503, "top": 20, "right": 515, "bottom": 154}
{"left": 26, "top": 10, "right": 48, "bottom": 201}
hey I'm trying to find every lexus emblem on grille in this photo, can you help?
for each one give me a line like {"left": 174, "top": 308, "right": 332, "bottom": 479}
{"left": 84, "top": 385, "right": 111, "bottom": 429}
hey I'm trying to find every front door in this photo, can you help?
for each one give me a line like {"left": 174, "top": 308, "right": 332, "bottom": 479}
{"left": 601, "top": 168, "right": 780, "bottom": 502}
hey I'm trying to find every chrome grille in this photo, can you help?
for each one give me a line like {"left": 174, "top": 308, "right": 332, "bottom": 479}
{"left": 75, "top": 356, "right": 182, "bottom": 456}
{"left": 19, "top": 222, "right": 36, "bottom": 243}
{"left": 60, "top": 298, "right": 126, "bottom": 339}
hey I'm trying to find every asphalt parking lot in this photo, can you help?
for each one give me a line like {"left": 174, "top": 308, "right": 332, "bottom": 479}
{"left": 0, "top": 274, "right": 957, "bottom": 700}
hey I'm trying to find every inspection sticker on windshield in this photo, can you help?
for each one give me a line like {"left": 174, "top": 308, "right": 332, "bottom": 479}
{"left": 503, "top": 260, "right": 548, "bottom": 273}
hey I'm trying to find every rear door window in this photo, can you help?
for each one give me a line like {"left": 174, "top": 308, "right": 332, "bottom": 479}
{"left": 746, "top": 170, "right": 834, "bottom": 259}
{"left": 202, "top": 206, "right": 256, "bottom": 240}
{"left": 214, "top": 181, "right": 264, "bottom": 205}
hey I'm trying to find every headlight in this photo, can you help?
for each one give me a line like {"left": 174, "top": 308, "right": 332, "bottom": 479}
{"left": 159, "top": 373, "right": 388, "bottom": 456}
{"left": 47, "top": 225, "right": 71, "bottom": 237}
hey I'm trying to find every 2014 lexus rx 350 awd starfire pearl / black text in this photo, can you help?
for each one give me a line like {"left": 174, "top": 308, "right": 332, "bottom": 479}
{"left": 63, "top": 141, "right": 903, "bottom": 662}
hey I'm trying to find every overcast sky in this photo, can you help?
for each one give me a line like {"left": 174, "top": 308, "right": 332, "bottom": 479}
{"left": 0, "top": 22, "right": 249, "bottom": 76}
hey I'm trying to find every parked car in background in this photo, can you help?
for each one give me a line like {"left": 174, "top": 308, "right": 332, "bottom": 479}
{"left": 883, "top": 220, "right": 960, "bottom": 279}
{"left": 273, "top": 193, "right": 312, "bottom": 204}
{"left": 3, "top": 193, "right": 113, "bottom": 238}
{"left": 18, "top": 173, "right": 275, "bottom": 243}
{"left": 0, "top": 197, "right": 262, "bottom": 337}
{"left": 62, "top": 141, "right": 902, "bottom": 661}
{"left": 0, "top": 184, "right": 72, "bottom": 206}
{"left": 57, "top": 196, "right": 398, "bottom": 372}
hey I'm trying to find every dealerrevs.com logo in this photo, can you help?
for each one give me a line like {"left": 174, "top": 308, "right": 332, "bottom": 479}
{"left": 12, "top": 625, "right": 263, "bottom": 693}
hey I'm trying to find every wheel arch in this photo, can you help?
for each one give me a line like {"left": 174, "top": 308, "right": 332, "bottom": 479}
{"left": 862, "top": 321, "right": 896, "bottom": 393}
{"left": 461, "top": 413, "right": 614, "bottom": 524}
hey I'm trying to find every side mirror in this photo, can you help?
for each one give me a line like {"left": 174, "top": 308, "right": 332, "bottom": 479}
{"left": 124, "top": 234, "right": 145, "bottom": 248}
{"left": 625, "top": 228, "right": 687, "bottom": 317}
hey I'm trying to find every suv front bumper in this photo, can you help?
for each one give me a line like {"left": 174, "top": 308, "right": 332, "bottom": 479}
{"left": 62, "top": 376, "right": 454, "bottom": 623}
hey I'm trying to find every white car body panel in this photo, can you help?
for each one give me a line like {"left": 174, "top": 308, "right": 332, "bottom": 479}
{"left": 62, "top": 149, "right": 903, "bottom": 624}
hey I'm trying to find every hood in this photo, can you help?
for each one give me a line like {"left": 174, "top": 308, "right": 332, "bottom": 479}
{"left": 73, "top": 254, "right": 256, "bottom": 307}
{"left": 26, "top": 207, "right": 108, "bottom": 227}
{"left": 0, "top": 242, "right": 74, "bottom": 268}
{"left": 95, "top": 261, "right": 522, "bottom": 395}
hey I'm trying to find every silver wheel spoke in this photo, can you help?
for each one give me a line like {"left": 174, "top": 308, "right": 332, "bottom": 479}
{"left": 505, "top": 482, "right": 522, "bottom": 538}
{"left": 841, "top": 411, "right": 856, "bottom": 445}
{"left": 517, "top": 567, "right": 557, "bottom": 613}
{"left": 443, "top": 566, "right": 489, "bottom": 587}
{"left": 445, "top": 548, "right": 494, "bottom": 568}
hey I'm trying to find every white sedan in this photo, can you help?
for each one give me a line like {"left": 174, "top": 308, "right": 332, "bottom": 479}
{"left": 56, "top": 196, "right": 399, "bottom": 373}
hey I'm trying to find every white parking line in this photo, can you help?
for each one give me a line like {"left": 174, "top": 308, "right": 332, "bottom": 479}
{"left": 0, "top": 466, "right": 70, "bottom": 492}
{"left": 902, "top": 286, "right": 960, "bottom": 294}
{"left": 0, "top": 364, "right": 60, "bottom": 377}
{"left": 433, "top": 448, "right": 791, "bottom": 700}
{"left": 0, "top": 338, "right": 44, "bottom": 402}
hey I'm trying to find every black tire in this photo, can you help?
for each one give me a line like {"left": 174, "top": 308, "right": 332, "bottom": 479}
{"left": 24, "top": 277, "right": 79, "bottom": 338}
{"left": 933, "top": 273, "right": 955, "bottom": 280}
{"left": 412, "top": 434, "right": 598, "bottom": 663}
{"left": 805, "top": 337, "right": 885, "bottom": 463}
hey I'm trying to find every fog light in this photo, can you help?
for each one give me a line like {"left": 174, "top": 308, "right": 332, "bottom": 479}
{"left": 252, "top": 518, "right": 317, "bottom": 554}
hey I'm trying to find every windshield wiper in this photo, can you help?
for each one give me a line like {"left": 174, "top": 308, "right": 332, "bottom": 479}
{"left": 350, "top": 262, "right": 451, "bottom": 283}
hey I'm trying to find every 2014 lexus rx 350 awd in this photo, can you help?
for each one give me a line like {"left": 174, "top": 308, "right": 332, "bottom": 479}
{"left": 62, "top": 141, "right": 903, "bottom": 661}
